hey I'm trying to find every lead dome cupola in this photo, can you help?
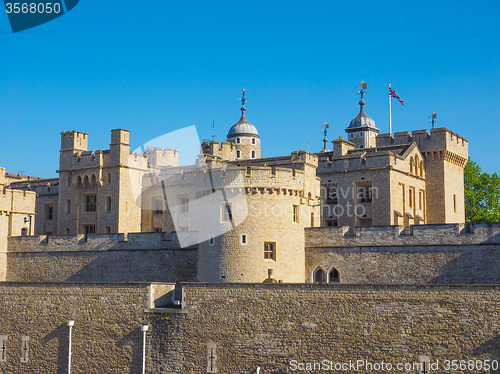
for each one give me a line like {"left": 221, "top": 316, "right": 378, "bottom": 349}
{"left": 348, "top": 99, "right": 376, "bottom": 129}
{"left": 227, "top": 89, "right": 259, "bottom": 139}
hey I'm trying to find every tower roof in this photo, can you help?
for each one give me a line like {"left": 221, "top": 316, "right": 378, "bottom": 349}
{"left": 227, "top": 89, "right": 259, "bottom": 139}
{"left": 346, "top": 99, "right": 377, "bottom": 130}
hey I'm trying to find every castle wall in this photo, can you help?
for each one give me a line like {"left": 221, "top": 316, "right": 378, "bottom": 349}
{"left": 305, "top": 224, "right": 500, "bottom": 284}
{"left": 0, "top": 282, "right": 151, "bottom": 373}
{"left": 6, "top": 233, "right": 197, "bottom": 282}
{"left": 149, "top": 283, "right": 500, "bottom": 373}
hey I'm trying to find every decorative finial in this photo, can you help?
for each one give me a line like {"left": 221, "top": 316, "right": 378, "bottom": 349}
{"left": 239, "top": 88, "right": 247, "bottom": 108}
{"left": 428, "top": 111, "right": 438, "bottom": 129}
{"left": 320, "top": 121, "right": 331, "bottom": 152}
{"left": 357, "top": 80, "right": 367, "bottom": 102}
{"left": 212, "top": 120, "right": 215, "bottom": 141}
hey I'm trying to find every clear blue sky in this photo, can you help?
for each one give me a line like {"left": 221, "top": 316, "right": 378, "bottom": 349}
{"left": 1, "top": 0, "right": 499, "bottom": 177}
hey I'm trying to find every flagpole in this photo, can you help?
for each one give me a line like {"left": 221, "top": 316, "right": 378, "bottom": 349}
{"left": 388, "top": 83, "right": 392, "bottom": 135}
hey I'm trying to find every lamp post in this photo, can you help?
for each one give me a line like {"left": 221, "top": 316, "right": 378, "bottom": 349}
{"left": 67, "top": 320, "right": 74, "bottom": 374}
{"left": 141, "top": 325, "right": 149, "bottom": 374}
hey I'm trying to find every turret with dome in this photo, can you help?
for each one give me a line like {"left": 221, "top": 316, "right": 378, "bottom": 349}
{"left": 226, "top": 88, "right": 261, "bottom": 160}
{"left": 344, "top": 81, "right": 380, "bottom": 148}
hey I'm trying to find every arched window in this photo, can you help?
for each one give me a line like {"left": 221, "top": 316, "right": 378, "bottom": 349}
{"left": 420, "top": 161, "right": 424, "bottom": 177}
{"left": 236, "top": 150, "right": 241, "bottom": 159}
{"left": 21, "top": 228, "right": 28, "bottom": 236}
{"left": 252, "top": 138, "right": 256, "bottom": 145}
{"left": 329, "top": 268, "right": 340, "bottom": 283}
{"left": 236, "top": 138, "right": 241, "bottom": 144}
{"left": 410, "top": 157, "right": 414, "bottom": 174}
{"left": 313, "top": 268, "right": 326, "bottom": 283}
{"left": 310, "top": 213, "right": 314, "bottom": 227}
{"left": 251, "top": 150, "right": 256, "bottom": 159}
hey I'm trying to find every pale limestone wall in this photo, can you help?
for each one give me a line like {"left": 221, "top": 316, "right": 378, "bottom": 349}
{"left": 197, "top": 154, "right": 321, "bottom": 283}
{"left": 0, "top": 283, "right": 150, "bottom": 373}
{"left": 231, "top": 135, "right": 261, "bottom": 160}
{"left": 377, "top": 128, "right": 468, "bottom": 224}
{"left": 148, "top": 283, "right": 500, "bottom": 374}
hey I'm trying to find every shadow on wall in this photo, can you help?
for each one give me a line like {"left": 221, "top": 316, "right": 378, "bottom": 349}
{"left": 7, "top": 250, "right": 197, "bottom": 282}
{"left": 429, "top": 250, "right": 500, "bottom": 284}
{"left": 65, "top": 251, "right": 197, "bottom": 282}
{"left": 117, "top": 327, "right": 143, "bottom": 374}
{"left": 472, "top": 336, "right": 500, "bottom": 374}
{"left": 42, "top": 323, "right": 69, "bottom": 374}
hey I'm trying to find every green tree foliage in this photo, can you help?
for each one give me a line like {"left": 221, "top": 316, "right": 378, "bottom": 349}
{"left": 464, "top": 158, "right": 500, "bottom": 223}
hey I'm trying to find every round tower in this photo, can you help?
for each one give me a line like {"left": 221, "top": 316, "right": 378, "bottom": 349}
{"left": 226, "top": 89, "right": 261, "bottom": 160}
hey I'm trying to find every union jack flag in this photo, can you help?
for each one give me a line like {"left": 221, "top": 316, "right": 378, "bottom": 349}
{"left": 389, "top": 86, "right": 404, "bottom": 106}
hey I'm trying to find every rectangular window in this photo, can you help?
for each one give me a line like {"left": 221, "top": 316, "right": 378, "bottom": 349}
{"left": 65, "top": 228, "right": 70, "bottom": 235}
{"left": 20, "top": 336, "right": 29, "bottom": 363}
{"left": 0, "top": 335, "right": 6, "bottom": 363}
{"left": 264, "top": 242, "right": 276, "bottom": 261}
{"left": 105, "top": 196, "right": 112, "bottom": 212}
{"left": 86, "top": 195, "right": 96, "bottom": 212}
{"left": 293, "top": 205, "right": 299, "bottom": 223}
{"left": 105, "top": 226, "right": 111, "bottom": 234}
{"left": 85, "top": 225, "right": 96, "bottom": 234}
{"left": 153, "top": 198, "right": 163, "bottom": 215}
{"left": 453, "top": 194, "right": 457, "bottom": 213}
{"left": 154, "top": 227, "right": 162, "bottom": 233}
{"left": 66, "top": 176, "right": 71, "bottom": 187}
{"left": 66, "top": 199, "right": 71, "bottom": 214}
{"left": 240, "top": 234, "right": 247, "bottom": 244}
{"left": 419, "top": 191, "right": 423, "bottom": 210}
{"left": 209, "top": 235, "right": 215, "bottom": 246}
{"left": 358, "top": 186, "right": 372, "bottom": 203}
{"left": 326, "top": 187, "right": 338, "bottom": 205}
{"left": 360, "top": 218, "right": 372, "bottom": 226}
{"left": 107, "top": 173, "right": 112, "bottom": 183}
{"left": 409, "top": 187, "right": 415, "bottom": 208}
{"left": 45, "top": 205, "right": 54, "bottom": 221}
{"left": 181, "top": 197, "right": 189, "bottom": 213}
{"left": 221, "top": 203, "right": 233, "bottom": 222}
{"left": 326, "top": 220, "right": 338, "bottom": 227}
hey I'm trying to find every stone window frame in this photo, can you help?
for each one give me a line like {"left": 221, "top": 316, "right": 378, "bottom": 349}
{"left": 293, "top": 205, "right": 299, "bottom": 223}
{"left": 85, "top": 194, "right": 97, "bottom": 212}
{"left": 105, "top": 196, "right": 112, "bottom": 212}
{"left": 312, "top": 266, "right": 326, "bottom": 283}
{"left": 251, "top": 150, "right": 256, "bottom": 159}
{"left": 236, "top": 137, "right": 241, "bottom": 144}
{"left": 0, "top": 335, "right": 6, "bottom": 362}
{"left": 152, "top": 197, "right": 164, "bottom": 215}
{"left": 240, "top": 234, "right": 248, "bottom": 245}
{"left": 45, "top": 204, "right": 54, "bottom": 221}
{"left": 251, "top": 138, "right": 256, "bottom": 145}
{"left": 21, "top": 228, "right": 28, "bottom": 236}
{"left": 221, "top": 203, "right": 233, "bottom": 223}
{"left": 206, "top": 342, "right": 217, "bottom": 373}
{"left": 20, "top": 336, "right": 29, "bottom": 364}
{"left": 328, "top": 267, "right": 341, "bottom": 283}
{"left": 236, "top": 150, "right": 241, "bottom": 159}
{"left": 65, "top": 227, "right": 71, "bottom": 235}
{"left": 179, "top": 196, "right": 189, "bottom": 213}
{"left": 84, "top": 224, "right": 96, "bottom": 235}
{"left": 264, "top": 242, "right": 276, "bottom": 261}
{"left": 65, "top": 199, "right": 71, "bottom": 214}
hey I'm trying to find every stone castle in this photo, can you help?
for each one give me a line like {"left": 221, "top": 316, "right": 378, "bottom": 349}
{"left": 0, "top": 88, "right": 498, "bottom": 373}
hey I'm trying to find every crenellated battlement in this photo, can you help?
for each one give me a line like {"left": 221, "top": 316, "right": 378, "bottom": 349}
{"left": 7, "top": 231, "right": 197, "bottom": 253}
{"left": 201, "top": 140, "right": 236, "bottom": 161}
{"left": 148, "top": 164, "right": 311, "bottom": 194}
{"left": 306, "top": 223, "right": 500, "bottom": 248}
{"left": 376, "top": 127, "right": 468, "bottom": 161}
{"left": 145, "top": 147, "right": 179, "bottom": 168}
